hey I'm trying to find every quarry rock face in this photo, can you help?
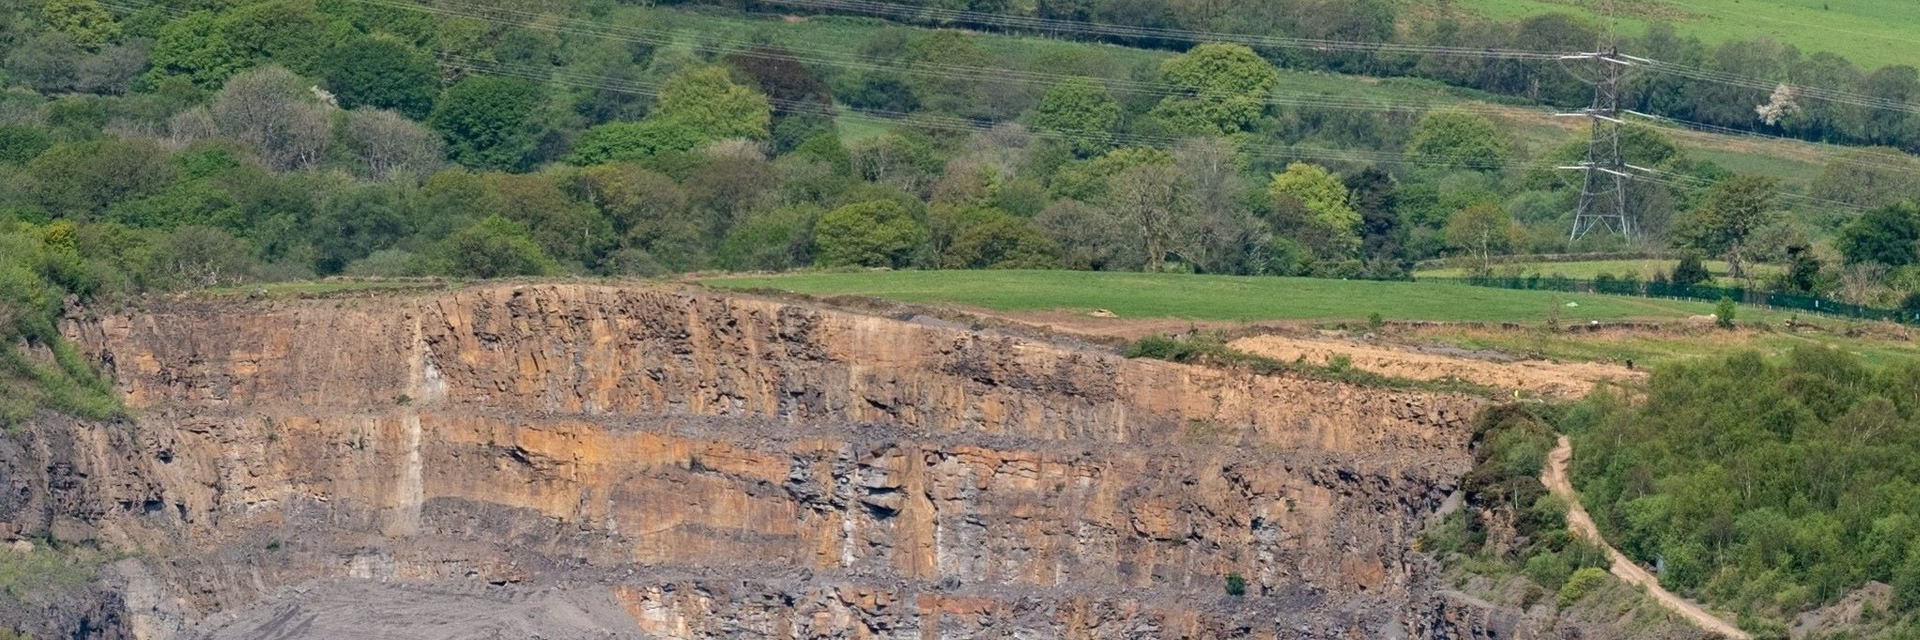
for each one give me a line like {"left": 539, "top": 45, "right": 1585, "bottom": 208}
{"left": 3, "top": 284, "right": 1508, "bottom": 639}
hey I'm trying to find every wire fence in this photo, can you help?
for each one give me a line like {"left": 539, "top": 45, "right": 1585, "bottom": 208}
{"left": 1427, "top": 274, "right": 1920, "bottom": 324}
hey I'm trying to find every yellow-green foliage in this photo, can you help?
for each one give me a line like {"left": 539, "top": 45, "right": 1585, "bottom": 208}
{"left": 1558, "top": 567, "right": 1610, "bottom": 607}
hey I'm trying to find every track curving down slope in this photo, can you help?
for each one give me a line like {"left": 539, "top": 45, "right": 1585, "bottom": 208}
{"left": 1543, "top": 436, "right": 1751, "bottom": 640}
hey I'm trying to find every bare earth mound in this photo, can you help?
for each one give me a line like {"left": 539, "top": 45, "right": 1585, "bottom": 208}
{"left": 1230, "top": 334, "right": 1643, "bottom": 398}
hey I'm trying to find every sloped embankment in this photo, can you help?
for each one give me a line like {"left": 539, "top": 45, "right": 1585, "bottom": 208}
{"left": 3, "top": 284, "right": 1508, "bottom": 638}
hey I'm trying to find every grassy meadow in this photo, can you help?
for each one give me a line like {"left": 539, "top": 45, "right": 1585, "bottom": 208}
{"left": 704, "top": 269, "right": 1778, "bottom": 323}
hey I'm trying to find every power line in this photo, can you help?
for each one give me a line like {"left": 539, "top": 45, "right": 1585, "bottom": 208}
{"left": 441, "top": 54, "right": 1535, "bottom": 172}
{"left": 1625, "top": 111, "right": 1920, "bottom": 177}
{"left": 755, "top": 0, "right": 1920, "bottom": 115}
{"left": 1638, "top": 59, "right": 1920, "bottom": 115}
{"left": 756, "top": 0, "right": 1563, "bottom": 60}
{"left": 343, "top": 0, "right": 1529, "bottom": 120}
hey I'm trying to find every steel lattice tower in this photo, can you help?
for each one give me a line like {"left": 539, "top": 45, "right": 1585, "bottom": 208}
{"left": 1556, "top": 47, "right": 1642, "bottom": 244}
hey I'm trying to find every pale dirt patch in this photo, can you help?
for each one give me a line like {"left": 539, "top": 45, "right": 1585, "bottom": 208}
{"left": 1229, "top": 334, "right": 1643, "bottom": 398}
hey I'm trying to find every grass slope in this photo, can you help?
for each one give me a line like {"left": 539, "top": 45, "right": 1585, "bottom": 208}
{"left": 1433, "top": 0, "right": 1920, "bottom": 71}
{"left": 704, "top": 270, "right": 1771, "bottom": 323}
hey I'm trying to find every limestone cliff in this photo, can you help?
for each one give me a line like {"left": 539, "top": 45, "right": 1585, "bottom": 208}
{"left": 2, "top": 284, "right": 1507, "bottom": 639}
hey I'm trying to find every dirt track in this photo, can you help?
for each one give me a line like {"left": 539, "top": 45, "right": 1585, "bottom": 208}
{"left": 1230, "top": 335, "right": 1642, "bottom": 398}
{"left": 1544, "top": 436, "right": 1750, "bottom": 639}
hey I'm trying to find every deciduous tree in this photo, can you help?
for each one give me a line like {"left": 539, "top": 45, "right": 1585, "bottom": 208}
{"left": 205, "top": 65, "right": 332, "bottom": 171}
{"left": 812, "top": 200, "right": 928, "bottom": 268}
{"left": 1837, "top": 201, "right": 1920, "bottom": 268}
{"left": 1673, "top": 175, "right": 1777, "bottom": 279}
{"left": 338, "top": 108, "right": 444, "bottom": 181}
{"left": 320, "top": 35, "right": 439, "bottom": 119}
{"left": 1150, "top": 43, "right": 1278, "bottom": 134}
{"left": 1444, "top": 202, "right": 1517, "bottom": 272}
{"left": 429, "top": 75, "right": 545, "bottom": 171}
{"left": 1407, "top": 110, "right": 1510, "bottom": 171}
{"left": 651, "top": 65, "right": 772, "bottom": 141}
{"left": 1030, "top": 78, "right": 1121, "bottom": 156}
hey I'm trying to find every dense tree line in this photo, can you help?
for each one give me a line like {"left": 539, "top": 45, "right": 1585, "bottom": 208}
{"left": 1566, "top": 349, "right": 1920, "bottom": 637}
{"left": 0, "top": 0, "right": 1916, "bottom": 298}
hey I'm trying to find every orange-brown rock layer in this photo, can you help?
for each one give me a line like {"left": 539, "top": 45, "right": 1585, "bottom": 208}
{"left": 0, "top": 284, "right": 1513, "bottom": 639}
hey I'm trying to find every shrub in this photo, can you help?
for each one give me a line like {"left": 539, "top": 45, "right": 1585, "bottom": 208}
{"left": 1125, "top": 334, "right": 1208, "bottom": 362}
{"left": 1672, "top": 253, "right": 1711, "bottom": 286}
{"left": 1715, "top": 296, "right": 1736, "bottom": 329}
{"left": 1224, "top": 573, "right": 1247, "bottom": 596}
{"left": 1557, "top": 567, "right": 1609, "bottom": 607}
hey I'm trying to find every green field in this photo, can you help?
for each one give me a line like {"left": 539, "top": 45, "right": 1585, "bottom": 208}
{"left": 705, "top": 270, "right": 1778, "bottom": 323}
{"left": 1435, "top": 0, "right": 1920, "bottom": 71}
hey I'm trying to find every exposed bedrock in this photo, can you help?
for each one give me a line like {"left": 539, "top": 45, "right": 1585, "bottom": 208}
{"left": 0, "top": 284, "right": 1511, "bottom": 638}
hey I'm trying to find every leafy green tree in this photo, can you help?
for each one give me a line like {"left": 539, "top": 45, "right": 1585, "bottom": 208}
{"left": 487, "top": 173, "right": 614, "bottom": 269}
{"left": 943, "top": 216, "right": 1062, "bottom": 269}
{"left": 564, "top": 164, "right": 704, "bottom": 272}
{"left": 145, "top": 1, "right": 325, "bottom": 88}
{"left": 650, "top": 65, "right": 772, "bottom": 141}
{"left": 440, "top": 215, "right": 556, "bottom": 278}
{"left": 812, "top": 200, "right": 928, "bottom": 268}
{"left": 76, "top": 39, "right": 151, "bottom": 95}
{"left": 1346, "top": 166, "right": 1402, "bottom": 260}
{"left": 566, "top": 121, "right": 709, "bottom": 166}
{"left": 1150, "top": 43, "right": 1279, "bottom": 134}
{"left": 1443, "top": 202, "right": 1517, "bottom": 272}
{"left": 145, "top": 11, "right": 240, "bottom": 88}
{"left": 319, "top": 34, "right": 439, "bottom": 119}
{"left": 718, "top": 205, "right": 818, "bottom": 271}
{"left": 429, "top": 76, "right": 546, "bottom": 171}
{"left": 0, "top": 126, "right": 54, "bottom": 165}
{"left": 1407, "top": 110, "right": 1511, "bottom": 171}
{"left": 1836, "top": 202, "right": 1920, "bottom": 268}
{"left": 214, "top": 0, "right": 327, "bottom": 74}
{"left": 41, "top": 0, "right": 122, "bottom": 50}
{"left": 1714, "top": 296, "right": 1736, "bottom": 329}
{"left": 831, "top": 71, "right": 919, "bottom": 113}
{"left": 1268, "top": 162, "right": 1361, "bottom": 255}
{"left": 25, "top": 139, "right": 182, "bottom": 219}
{"left": 310, "top": 185, "right": 409, "bottom": 274}
{"left": 1030, "top": 78, "right": 1122, "bottom": 156}
{"left": 1781, "top": 244, "right": 1822, "bottom": 293}
{"left": 1672, "top": 175, "right": 1777, "bottom": 279}
{"left": 105, "top": 179, "right": 241, "bottom": 231}
{"left": 793, "top": 131, "right": 853, "bottom": 176}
